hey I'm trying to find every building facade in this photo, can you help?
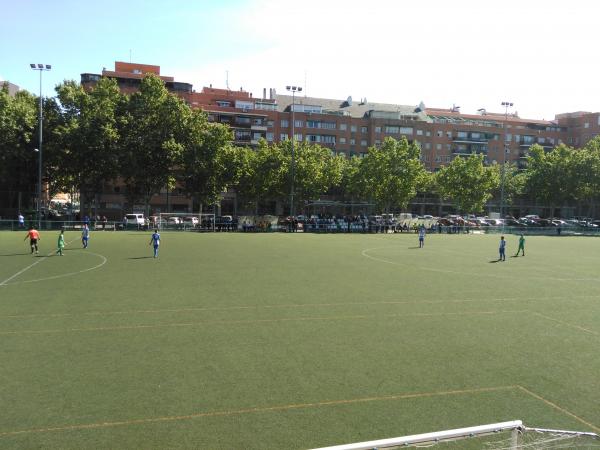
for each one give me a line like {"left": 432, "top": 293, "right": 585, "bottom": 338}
{"left": 80, "top": 62, "right": 600, "bottom": 217}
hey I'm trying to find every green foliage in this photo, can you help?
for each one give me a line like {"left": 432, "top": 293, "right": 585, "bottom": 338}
{"left": 435, "top": 154, "right": 499, "bottom": 213}
{"left": 0, "top": 86, "right": 38, "bottom": 208}
{"left": 357, "top": 137, "right": 426, "bottom": 211}
{"left": 119, "top": 74, "right": 192, "bottom": 213}
{"left": 53, "top": 78, "right": 123, "bottom": 210}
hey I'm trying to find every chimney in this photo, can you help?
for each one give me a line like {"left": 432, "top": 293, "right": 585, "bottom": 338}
{"left": 263, "top": 88, "right": 266, "bottom": 100}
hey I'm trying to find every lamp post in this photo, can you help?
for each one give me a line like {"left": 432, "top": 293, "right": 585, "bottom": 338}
{"left": 286, "top": 85, "right": 302, "bottom": 218}
{"left": 500, "top": 101, "right": 513, "bottom": 228}
{"left": 30, "top": 63, "right": 51, "bottom": 229}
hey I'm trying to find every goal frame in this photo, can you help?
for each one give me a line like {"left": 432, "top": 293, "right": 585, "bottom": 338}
{"left": 311, "top": 420, "right": 599, "bottom": 450}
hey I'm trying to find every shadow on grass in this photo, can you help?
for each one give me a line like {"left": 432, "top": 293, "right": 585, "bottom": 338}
{"left": 0, "top": 253, "right": 32, "bottom": 256}
{"left": 408, "top": 246, "right": 422, "bottom": 249}
{"left": 489, "top": 259, "right": 502, "bottom": 263}
{"left": 128, "top": 256, "right": 154, "bottom": 260}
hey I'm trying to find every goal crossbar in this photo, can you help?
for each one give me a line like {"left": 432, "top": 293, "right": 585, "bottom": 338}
{"left": 311, "top": 420, "right": 524, "bottom": 450}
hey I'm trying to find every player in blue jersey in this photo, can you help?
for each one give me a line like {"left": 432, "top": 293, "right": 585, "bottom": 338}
{"left": 499, "top": 235, "right": 506, "bottom": 261}
{"left": 418, "top": 225, "right": 426, "bottom": 248}
{"left": 149, "top": 229, "right": 160, "bottom": 258}
{"left": 81, "top": 224, "right": 90, "bottom": 248}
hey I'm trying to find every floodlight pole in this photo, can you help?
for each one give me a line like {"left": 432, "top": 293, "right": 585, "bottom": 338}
{"left": 30, "top": 63, "right": 51, "bottom": 229}
{"left": 287, "top": 85, "right": 302, "bottom": 218}
{"left": 500, "top": 101, "right": 513, "bottom": 232}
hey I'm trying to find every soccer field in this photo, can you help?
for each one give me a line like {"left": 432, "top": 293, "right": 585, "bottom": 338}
{"left": 0, "top": 230, "right": 599, "bottom": 449}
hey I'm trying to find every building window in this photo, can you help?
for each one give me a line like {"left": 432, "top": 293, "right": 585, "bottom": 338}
{"left": 416, "top": 129, "right": 423, "bottom": 136}
{"left": 457, "top": 131, "right": 468, "bottom": 138}
{"left": 321, "top": 121, "right": 336, "bottom": 129}
{"left": 437, "top": 130, "right": 443, "bottom": 137}
{"left": 426, "top": 131, "right": 431, "bottom": 137}
{"left": 584, "top": 122, "right": 590, "bottom": 128}
{"left": 350, "top": 138, "right": 356, "bottom": 145}
{"left": 385, "top": 126, "right": 399, "bottom": 134}
{"left": 267, "top": 120, "right": 274, "bottom": 128}
{"left": 375, "top": 126, "right": 381, "bottom": 133}
{"left": 294, "top": 120, "right": 303, "bottom": 128}
{"left": 280, "top": 133, "right": 289, "bottom": 141}
{"left": 322, "top": 135, "right": 336, "bottom": 143}
{"left": 361, "top": 126, "right": 368, "bottom": 133}
{"left": 340, "top": 123, "right": 347, "bottom": 131}
{"left": 435, "top": 156, "right": 441, "bottom": 162}
{"left": 216, "top": 101, "right": 231, "bottom": 107}
{"left": 471, "top": 132, "right": 481, "bottom": 140}
{"left": 446, "top": 131, "right": 452, "bottom": 138}
{"left": 306, "top": 120, "right": 320, "bottom": 128}
{"left": 505, "top": 133, "right": 512, "bottom": 142}
{"left": 400, "top": 127, "right": 413, "bottom": 135}
{"left": 514, "top": 134, "right": 520, "bottom": 142}
{"left": 266, "top": 132, "right": 274, "bottom": 141}
{"left": 280, "top": 119, "right": 289, "bottom": 128}
{"left": 375, "top": 139, "right": 381, "bottom": 146}
{"left": 360, "top": 139, "right": 367, "bottom": 146}
{"left": 339, "top": 137, "right": 346, "bottom": 144}
{"left": 424, "top": 143, "right": 431, "bottom": 150}
{"left": 294, "top": 133, "right": 303, "bottom": 141}
{"left": 446, "top": 144, "right": 451, "bottom": 150}
{"left": 436, "top": 144, "right": 442, "bottom": 150}
{"left": 351, "top": 125, "right": 357, "bottom": 132}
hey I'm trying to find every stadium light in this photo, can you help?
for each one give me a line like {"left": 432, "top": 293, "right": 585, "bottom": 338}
{"left": 286, "top": 85, "right": 302, "bottom": 218}
{"left": 30, "top": 63, "right": 52, "bottom": 229}
{"left": 500, "top": 101, "right": 513, "bottom": 230}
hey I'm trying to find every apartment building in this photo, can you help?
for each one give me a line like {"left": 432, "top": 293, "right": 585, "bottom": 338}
{"left": 80, "top": 62, "right": 600, "bottom": 215}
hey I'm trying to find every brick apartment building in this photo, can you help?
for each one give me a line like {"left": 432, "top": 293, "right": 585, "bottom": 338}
{"left": 80, "top": 62, "right": 600, "bottom": 216}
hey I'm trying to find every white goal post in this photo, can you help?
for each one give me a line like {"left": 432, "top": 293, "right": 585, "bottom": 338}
{"left": 311, "top": 420, "right": 599, "bottom": 450}
{"left": 156, "top": 213, "right": 215, "bottom": 231}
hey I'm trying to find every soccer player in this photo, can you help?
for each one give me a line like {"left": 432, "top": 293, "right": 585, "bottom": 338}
{"left": 24, "top": 226, "right": 40, "bottom": 254}
{"left": 418, "top": 225, "right": 426, "bottom": 248}
{"left": 57, "top": 229, "right": 66, "bottom": 256}
{"left": 149, "top": 229, "right": 160, "bottom": 258}
{"left": 81, "top": 224, "right": 90, "bottom": 248}
{"left": 515, "top": 234, "right": 525, "bottom": 256}
{"left": 499, "top": 235, "right": 506, "bottom": 261}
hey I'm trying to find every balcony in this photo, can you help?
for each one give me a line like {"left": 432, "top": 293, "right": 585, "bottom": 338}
{"left": 251, "top": 124, "right": 267, "bottom": 132}
{"left": 453, "top": 136, "right": 489, "bottom": 144}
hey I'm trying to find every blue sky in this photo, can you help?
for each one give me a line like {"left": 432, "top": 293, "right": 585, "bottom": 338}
{"left": 2, "top": 0, "right": 600, "bottom": 120}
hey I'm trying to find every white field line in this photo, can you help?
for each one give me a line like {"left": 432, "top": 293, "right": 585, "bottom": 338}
{"left": 0, "top": 239, "right": 99, "bottom": 287}
{"left": 360, "top": 246, "right": 600, "bottom": 282}
{"left": 5, "top": 251, "right": 108, "bottom": 286}
{"left": 2, "top": 294, "right": 599, "bottom": 321}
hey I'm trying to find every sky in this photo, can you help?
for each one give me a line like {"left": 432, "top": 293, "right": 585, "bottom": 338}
{"left": 2, "top": 0, "right": 599, "bottom": 120}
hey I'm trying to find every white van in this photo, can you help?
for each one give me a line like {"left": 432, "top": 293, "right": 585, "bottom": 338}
{"left": 124, "top": 213, "right": 145, "bottom": 228}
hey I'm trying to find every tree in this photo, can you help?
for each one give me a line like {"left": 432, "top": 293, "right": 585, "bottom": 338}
{"left": 435, "top": 154, "right": 499, "bottom": 214}
{"left": 179, "top": 108, "right": 237, "bottom": 213}
{"left": 282, "top": 140, "right": 343, "bottom": 210}
{"left": 0, "top": 85, "right": 38, "bottom": 211}
{"left": 119, "top": 74, "right": 189, "bottom": 215}
{"left": 53, "top": 78, "right": 123, "bottom": 215}
{"left": 524, "top": 144, "right": 579, "bottom": 214}
{"left": 357, "top": 137, "right": 426, "bottom": 211}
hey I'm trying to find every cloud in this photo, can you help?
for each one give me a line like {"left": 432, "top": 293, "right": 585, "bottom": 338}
{"left": 170, "top": 0, "right": 600, "bottom": 118}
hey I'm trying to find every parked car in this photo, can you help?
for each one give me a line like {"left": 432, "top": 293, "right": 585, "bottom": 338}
{"left": 184, "top": 216, "right": 199, "bottom": 226}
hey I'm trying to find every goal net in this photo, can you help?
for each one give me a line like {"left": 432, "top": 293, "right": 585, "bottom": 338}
{"left": 311, "top": 420, "right": 599, "bottom": 450}
{"left": 156, "top": 213, "right": 215, "bottom": 231}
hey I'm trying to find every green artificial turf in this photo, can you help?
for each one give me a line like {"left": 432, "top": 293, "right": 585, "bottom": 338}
{"left": 0, "top": 230, "right": 599, "bottom": 449}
